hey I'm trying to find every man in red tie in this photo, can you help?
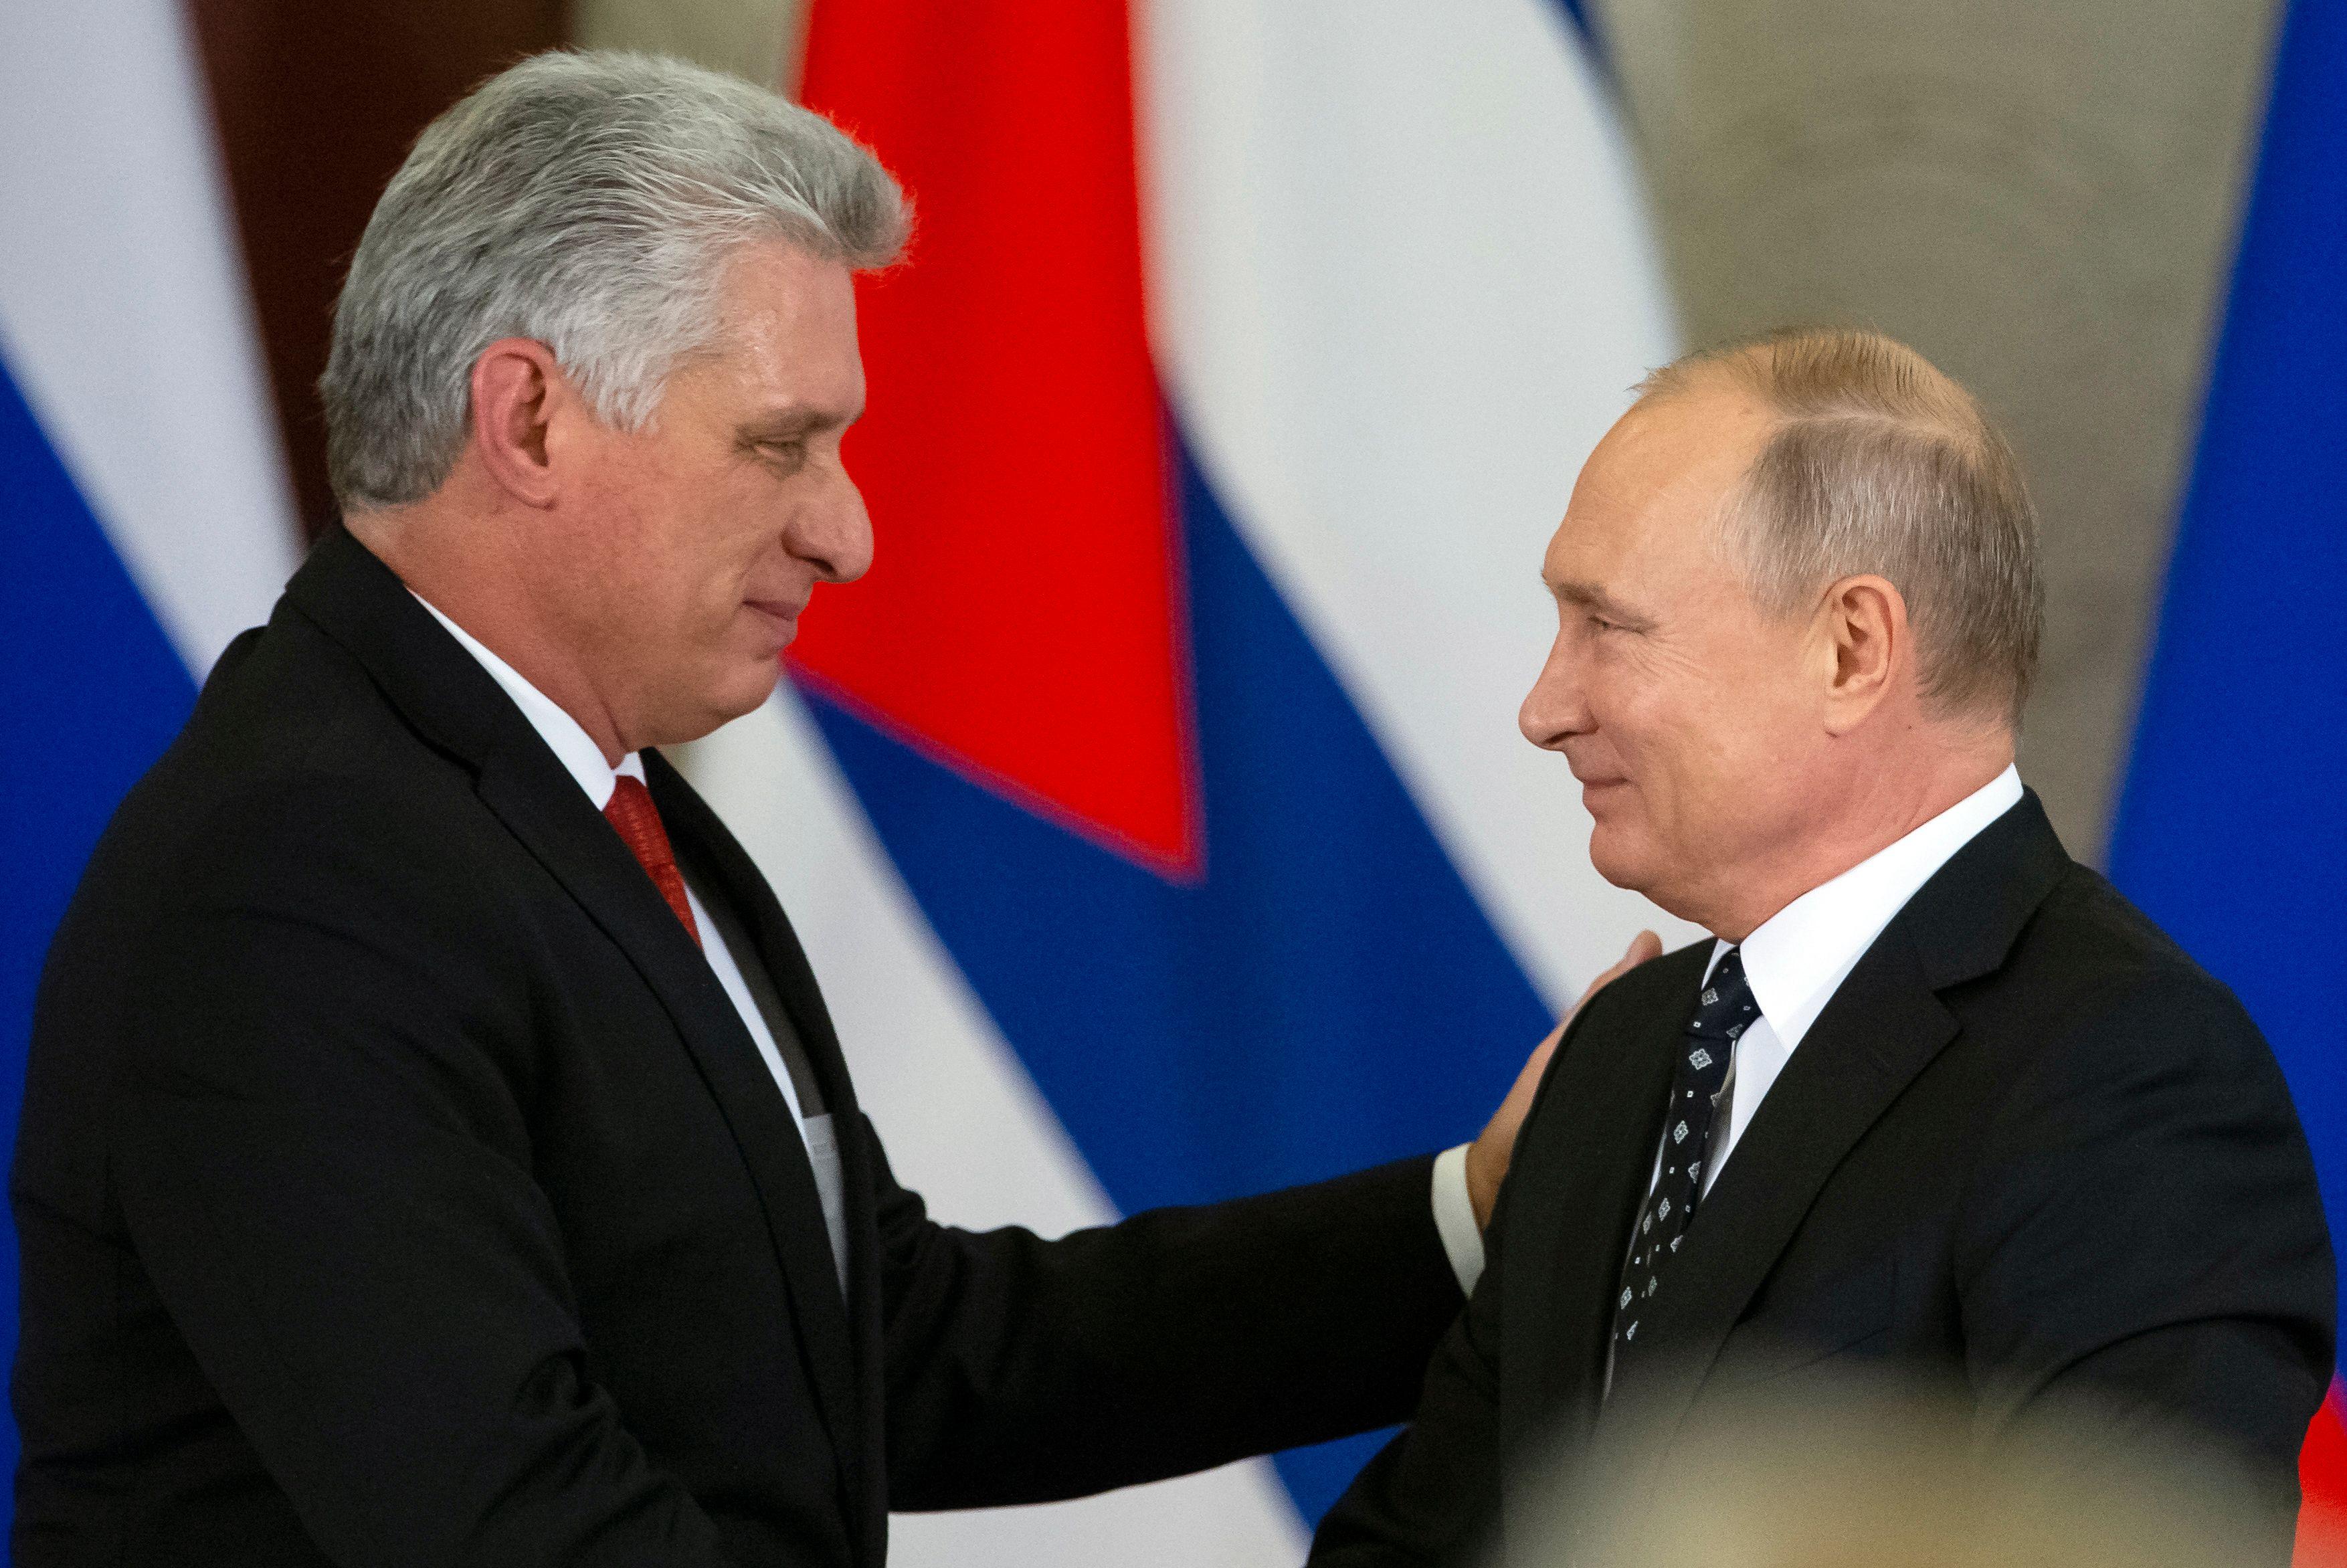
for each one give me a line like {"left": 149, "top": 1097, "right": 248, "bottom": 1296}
{"left": 10, "top": 50, "right": 1619, "bottom": 1568}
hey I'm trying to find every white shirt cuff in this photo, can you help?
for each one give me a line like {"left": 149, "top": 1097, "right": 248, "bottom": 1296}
{"left": 1430, "top": 1143, "right": 1487, "bottom": 1296}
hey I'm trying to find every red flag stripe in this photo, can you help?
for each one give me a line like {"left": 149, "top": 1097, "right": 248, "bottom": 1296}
{"left": 792, "top": 0, "right": 1200, "bottom": 875}
{"left": 2299, "top": 1381, "right": 2347, "bottom": 1566}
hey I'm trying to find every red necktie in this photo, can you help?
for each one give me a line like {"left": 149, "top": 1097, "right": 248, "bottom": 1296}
{"left": 604, "top": 775, "right": 701, "bottom": 948}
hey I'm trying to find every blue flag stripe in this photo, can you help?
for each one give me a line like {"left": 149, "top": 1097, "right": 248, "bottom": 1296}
{"left": 2107, "top": 0, "right": 2347, "bottom": 1345}
{"left": 0, "top": 351, "right": 203, "bottom": 1518}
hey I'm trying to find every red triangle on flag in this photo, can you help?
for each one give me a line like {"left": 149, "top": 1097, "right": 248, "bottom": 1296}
{"left": 790, "top": 0, "right": 1202, "bottom": 877}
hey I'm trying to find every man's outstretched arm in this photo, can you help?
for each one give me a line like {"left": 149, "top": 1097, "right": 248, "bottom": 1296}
{"left": 875, "top": 933, "right": 1658, "bottom": 1511}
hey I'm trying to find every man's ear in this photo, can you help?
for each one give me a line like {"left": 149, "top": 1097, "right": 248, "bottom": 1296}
{"left": 1819, "top": 573, "right": 1907, "bottom": 734}
{"left": 468, "top": 338, "right": 571, "bottom": 510}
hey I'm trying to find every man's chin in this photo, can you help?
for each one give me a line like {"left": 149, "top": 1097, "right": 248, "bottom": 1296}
{"left": 721, "top": 657, "right": 787, "bottom": 721}
{"left": 1588, "top": 827, "right": 1711, "bottom": 928}
{"left": 1585, "top": 822, "right": 1651, "bottom": 895}
{"left": 648, "top": 663, "right": 786, "bottom": 749}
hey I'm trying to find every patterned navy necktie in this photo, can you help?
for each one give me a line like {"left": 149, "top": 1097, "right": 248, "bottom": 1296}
{"left": 1611, "top": 945, "right": 1758, "bottom": 1355}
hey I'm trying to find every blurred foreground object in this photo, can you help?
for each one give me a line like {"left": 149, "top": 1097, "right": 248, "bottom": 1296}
{"left": 1511, "top": 1381, "right": 2281, "bottom": 1568}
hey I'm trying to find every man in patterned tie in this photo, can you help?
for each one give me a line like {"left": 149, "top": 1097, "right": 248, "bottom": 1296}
{"left": 1309, "top": 328, "right": 2335, "bottom": 1566}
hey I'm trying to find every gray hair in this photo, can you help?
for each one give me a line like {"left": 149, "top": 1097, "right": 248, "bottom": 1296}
{"left": 320, "top": 50, "right": 909, "bottom": 512}
{"left": 1638, "top": 328, "right": 2043, "bottom": 726}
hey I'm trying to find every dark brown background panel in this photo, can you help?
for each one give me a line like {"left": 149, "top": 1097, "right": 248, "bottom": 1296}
{"left": 183, "top": 0, "right": 567, "bottom": 538}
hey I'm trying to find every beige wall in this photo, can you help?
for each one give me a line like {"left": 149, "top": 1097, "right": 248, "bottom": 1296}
{"left": 1594, "top": 0, "right": 2281, "bottom": 854}
{"left": 576, "top": 0, "right": 2282, "bottom": 858}
{"left": 571, "top": 0, "right": 800, "bottom": 90}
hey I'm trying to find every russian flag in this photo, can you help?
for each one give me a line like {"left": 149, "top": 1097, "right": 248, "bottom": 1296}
{"left": 2108, "top": 1, "right": 2347, "bottom": 1560}
{"left": 0, "top": 0, "right": 300, "bottom": 1538}
{"left": 681, "top": 0, "right": 1685, "bottom": 1559}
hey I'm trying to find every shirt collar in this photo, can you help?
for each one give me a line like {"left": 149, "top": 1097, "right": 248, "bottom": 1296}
{"left": 1707, "top": 765, "right": 2023, "bottom": 1051}
{"left": 411, "top": 592, "right": 644, "bottom": 810}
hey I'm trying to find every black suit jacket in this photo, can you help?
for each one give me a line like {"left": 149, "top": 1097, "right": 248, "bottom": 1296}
{"left": 1311, "top": 791, "right": 2336, "bottom": 1565}
{"left": 12, "top": 529, "right": 1467, "bottom": 1567}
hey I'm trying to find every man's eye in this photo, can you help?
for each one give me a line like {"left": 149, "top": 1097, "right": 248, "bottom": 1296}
{"left": 1588, "top": 614, "right": 1620, "bottom": 633}
{"left": 761, "top": 442, "right": 808, "bottom": 469}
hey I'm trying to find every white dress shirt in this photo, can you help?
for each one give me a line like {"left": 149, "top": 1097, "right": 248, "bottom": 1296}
{"left": 1589, "top": 766, "right": 2026, "bottom": 1385}
{"left": 415, "top": 596, "right": 850, "bottom": 1291}
{"left": 417, "top": 595, "right": 1476, "bottom": 1301}
{"left": 1677, "top": 764, "right": 2023, "bottom": 1199}
{"left": 1442, "top": 765, "right": 2025, "bottom": 1298}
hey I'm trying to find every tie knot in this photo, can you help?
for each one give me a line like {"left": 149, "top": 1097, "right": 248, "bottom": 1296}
{"left": 604, "top": 776, "right": 676, "bottom": 870}
{"left": 605, "top": 775, "right": 699, "bottom": 948}
{"left": 1690, "top": 946, "right": 1759, "bottom": 1041}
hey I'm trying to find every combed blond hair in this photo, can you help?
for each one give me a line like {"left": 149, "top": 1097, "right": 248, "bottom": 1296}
{"left": 1640, "top": 328, "right": 2043, "bottom": 726}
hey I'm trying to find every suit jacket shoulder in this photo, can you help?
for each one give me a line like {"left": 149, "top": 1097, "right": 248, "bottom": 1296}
{"left": 1309, "top": 794, "right": 2334, "bottom": 1568}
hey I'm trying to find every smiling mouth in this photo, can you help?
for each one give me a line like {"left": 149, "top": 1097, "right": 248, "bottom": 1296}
{"left": 743, "top": 599, "right": 808, "bottom": 654}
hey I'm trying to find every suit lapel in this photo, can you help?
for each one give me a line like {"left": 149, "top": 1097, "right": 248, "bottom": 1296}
{"left": 284, "top": 532, "right": 871, "bottom": 1510}
{"left": 472, "top": 746, "right": 865, "bottom": 1465}
{"left": 648, "top": 755, "right": 860, "bottom": 1122}
{"left": 1509, "top": 945, "right": 1709, "bottom": 1450}
{"left": 647, "top": 754, "right": 891, "bottom": 1557}
{"left": 1602, "top": 925, "right": 1954, "bottom": 1431}
{"left": 1602, "top": 791, "right": 2073, "bottom": 1450}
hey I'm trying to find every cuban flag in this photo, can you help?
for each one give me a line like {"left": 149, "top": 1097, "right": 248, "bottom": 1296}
{"left": 2107, "top": 0, "right": 2347, "bottom": 1559}
{"left": 0, "top": 0, "right": 301, "bottom": 1534}
{"left": 681, "top": 0, "right": 1685, "bottom": 1560}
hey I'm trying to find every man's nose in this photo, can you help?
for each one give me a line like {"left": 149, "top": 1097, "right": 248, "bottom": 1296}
{"left": 1519, "top": 635, "right": 1591, "bottom": 750}
{"left": 797, "top": 466, "right": 874, "bottom": 585}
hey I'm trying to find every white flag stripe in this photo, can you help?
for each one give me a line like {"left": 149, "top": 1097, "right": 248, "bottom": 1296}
{"left": 886, "top": 1452, "right": 1305, "bottom": 1568}
{"left": 0, "top": 0, "right": 297, "bottom": 676}
{"left": 1141, "top": 0, "right": 1700, "bottom": 1005}
{"left": 679, "top": 693, "right": 1313, "bottom": 1563}
{"left": 683, "top": 690, "right": 1114, "bottom": 1241}
{"left": 698, "top": 5, "right": 1694, "bottom": 1557}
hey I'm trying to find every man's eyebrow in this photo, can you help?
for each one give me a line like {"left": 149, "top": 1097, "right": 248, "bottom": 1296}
{"left": 1547, "top": 576, "right": 1653, "bottom": 626}
{"left": 736, "top": 404, "right": 858, "bottom": 444}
